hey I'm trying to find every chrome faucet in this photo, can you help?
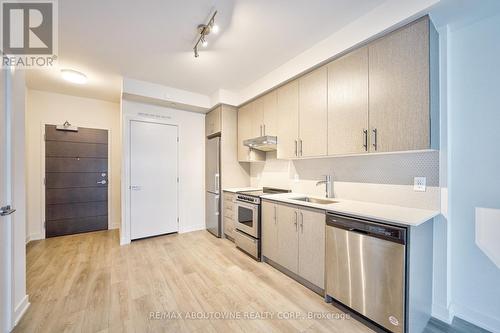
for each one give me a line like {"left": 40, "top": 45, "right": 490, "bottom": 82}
{"left": 316, "top": 175, "right": 332, "bottom": 198}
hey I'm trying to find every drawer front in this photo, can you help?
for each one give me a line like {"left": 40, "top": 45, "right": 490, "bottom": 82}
{"left": 224, "top": 216, "right": 235, "bottom": 239}
{"left": 224, "top": 208, "right": 234, "bottom": 220}
{"left": 224, "top": 200, "right": 234, "bottom": 211}
{"left": 234, "top": 230, "right": 259, "bottom": 259}
{"left": 223, "top": 193, "right": 236, "bottom": 202}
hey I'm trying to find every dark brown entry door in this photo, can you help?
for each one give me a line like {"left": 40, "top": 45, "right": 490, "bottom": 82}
{"left": 45, "top": 125, "right": 108, "bottom": 238}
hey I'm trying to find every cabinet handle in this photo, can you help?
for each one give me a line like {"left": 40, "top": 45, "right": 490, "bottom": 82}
{"left": 299, "top": 139, "right": 303, "bottom": 156}
{"left": 372, "top": 128, "right": 378, "bottom": 151}
{"left": 300, "top": 212, "right": 304, "bottom": 233}
{"left": 294, "top": 211, "right": 298, "bottom": 231}
{"left": 263, "top": 124, "right": 266, "bottom": 136}
{"left": 294, "top": 140, "right": 298, "bottom": 157}
{"left": 260, "top": 125, "right": 263, "bottom": 136}
{"left": 274, "top": 206, "right": 277, "bottom": 224}
{"left": 363, "top": 129, "right": 368, "bottom": 151}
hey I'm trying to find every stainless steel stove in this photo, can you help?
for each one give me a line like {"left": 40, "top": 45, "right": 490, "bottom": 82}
{"left": 233, "top": 187, "right": 290, "bottom": 260}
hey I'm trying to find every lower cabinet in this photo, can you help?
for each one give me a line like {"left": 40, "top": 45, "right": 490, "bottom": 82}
{"left": 223, "top": 192, "right": 236, "bottom": 240}
{"left": 262, "top": 200, "right": 325, "bottom": 289}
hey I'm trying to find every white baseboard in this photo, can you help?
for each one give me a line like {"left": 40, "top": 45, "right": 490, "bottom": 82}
{"left": 179, "top": 224, "right": 206, "bottom": 234}
{"left": 453, "top": 302, "right": 500, "bottom": 332}
{"left": 14, "top": 295, "right": 30, "bottom": 327}
{"left": 25, "top": 233, "right": 44, "bottom": 244}
{"left": 432, "top": 302, "right": 454, "bottom": 324}
{"left": 109, "top": 223, "right": 120, "bottom": 230}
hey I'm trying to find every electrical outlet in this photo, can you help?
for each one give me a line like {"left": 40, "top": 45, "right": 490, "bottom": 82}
{"left": 414, "top": 177, "right": 426, "bottom": 192}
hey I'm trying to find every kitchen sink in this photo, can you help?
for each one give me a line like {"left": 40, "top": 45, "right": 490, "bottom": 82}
{"left": 291, "top": 197, "right": 338, "bottom": 205}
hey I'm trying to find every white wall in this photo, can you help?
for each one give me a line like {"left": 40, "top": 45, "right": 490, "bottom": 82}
{"left": 446, "top": 11, "right": 500, "bottom": 331}
{"left": 120, "top": 100, "right": 205, "bottom": 244}
{"left": 26, "top": 90, "right": 121, "bottom": 240}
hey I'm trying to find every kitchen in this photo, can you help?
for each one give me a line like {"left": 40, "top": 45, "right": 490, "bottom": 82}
{"left": 2, "top": 1, "right": 500, "bottom": 333}
{"left": 205, "top": 16, "right": 439, "bottom": 333}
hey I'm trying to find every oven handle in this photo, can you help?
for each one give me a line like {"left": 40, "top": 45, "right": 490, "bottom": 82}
{"left": 235, "top": 200, "right": 258, "bottom": 211}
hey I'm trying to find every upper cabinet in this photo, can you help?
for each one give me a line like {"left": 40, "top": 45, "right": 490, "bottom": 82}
{"left": 262, "top": 90, "right": 278, "bottom": 136}
{"left": 327, "top": 47, "right": 369, "bottom": 155}
{"left": 298, "top": 66, "right": 328, "bottom": 158}
{"left": 206, "top": 106, "right": 221, "bottom": 137}
{"left": 237, "top": 103, "right": 265, "bottom": 162}
{"left": 276, "top": 80, "right": 299, "bottom": 159}
{"left": 368, "top": 17, "right": 436, "bottom": 153}
{"left": 237, "top": 16, "right": 438, "bottom": 161}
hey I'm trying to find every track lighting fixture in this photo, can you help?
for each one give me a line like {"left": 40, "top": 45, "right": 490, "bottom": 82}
{"left": 193, "top": 10, "right": 217, "bottom": 58}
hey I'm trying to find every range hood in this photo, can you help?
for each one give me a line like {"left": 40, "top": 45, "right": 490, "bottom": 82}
{"left": 243, "top": 136, "right": 277, "bottom": 152}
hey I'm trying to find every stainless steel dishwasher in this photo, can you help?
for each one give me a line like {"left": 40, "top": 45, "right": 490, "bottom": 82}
{"left": 326, "top": 213, "right": 407, "bottom": 333}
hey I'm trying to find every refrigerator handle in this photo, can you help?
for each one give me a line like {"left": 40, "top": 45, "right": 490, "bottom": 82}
{"left": 215, "top": 173, "right": 220, "bottom": 193}
{"left": 215, "top": 195, "right": 220, "bottom": 215}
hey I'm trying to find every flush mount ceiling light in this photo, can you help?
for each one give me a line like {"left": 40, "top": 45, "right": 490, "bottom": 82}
{"left": 193, "top": 10, "right": 218, "bottom": 58}
{"left": 61, "top": 69, "right": 88, "bottom": 84}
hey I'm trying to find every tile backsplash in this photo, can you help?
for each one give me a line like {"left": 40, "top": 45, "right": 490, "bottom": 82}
{"left": 250, "top": 150, "right": 440, "bottom": 210}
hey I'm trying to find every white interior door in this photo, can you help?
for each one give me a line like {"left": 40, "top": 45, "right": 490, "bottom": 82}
{"left": 0, "top": 70, "right": 12, "bottom": 332}
{"left": 130, "top": 120, "right": 178, "bottom": 240}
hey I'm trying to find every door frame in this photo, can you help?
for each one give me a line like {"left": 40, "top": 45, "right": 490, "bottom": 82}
{"left": 0, "top": 68, "right": 14, "bottom": 332}
{"left": 121, "top": 115, "right": 179, "bottom": 245}
{"left": 39, "top": 124, "right": 113, "bottom": 239}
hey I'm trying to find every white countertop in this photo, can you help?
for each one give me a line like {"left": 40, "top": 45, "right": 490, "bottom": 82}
{"left": 223, "top": 187, "right": 261, "bottom": 193}
{"left": 261, "top": 193, "right": 440, "bottom": 227}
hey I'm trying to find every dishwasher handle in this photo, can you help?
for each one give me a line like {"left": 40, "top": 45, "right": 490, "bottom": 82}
{"left": 327, "top": 212, "right": 407, "bottom": 245}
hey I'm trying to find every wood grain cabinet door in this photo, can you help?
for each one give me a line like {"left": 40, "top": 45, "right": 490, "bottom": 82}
{"left": 237, "top": 104, "right": 265, "bottom": 162}
{"left": 276, "top": 80, "right": 300, "bottom": 159}
{"left": 328, "top": 47, "right": 369, "bottom": 155}
{"left": 45, "top": 125, "right": 108, "bottom": 237}
{"left": 249, "top": 99, "right": 264, "bottom": 138}
{"left": 298, "top": 66, "right": 328, "bottom": 158}
{"left": 298, "top": 209, "right": 325, "bottom": 289}
{"left": 368, "top": 17, "right": 430, "bottom": 152}
{"left": 262, "top": 201, "right": 278, "bottom": 262}
{"left": 276, "top": 204, "right": 299, "bottom": 274}
{"left": 206, "top": 106, "right": 221, "bottom": 137}
{"left": 262, "top": 90, "right": 278, "bottom": 136}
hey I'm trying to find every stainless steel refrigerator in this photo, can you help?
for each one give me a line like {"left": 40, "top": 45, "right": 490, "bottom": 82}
{"left": 206, "top": 136, "right": 221, "bottom": 237}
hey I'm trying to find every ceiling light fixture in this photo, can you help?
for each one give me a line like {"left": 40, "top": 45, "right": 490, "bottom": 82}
{"left": 193, "top": 10, "right": 217, "bottom": 58}
{"left": 61, "top": 69, "right": 88, "bottom": 84}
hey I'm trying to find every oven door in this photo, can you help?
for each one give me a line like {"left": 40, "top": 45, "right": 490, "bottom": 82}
{"left": 235, "top": 200, "right": 259, "bottom": 238}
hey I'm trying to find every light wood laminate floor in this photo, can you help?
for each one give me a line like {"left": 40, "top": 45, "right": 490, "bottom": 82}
{"left": 15, "top": 230, "right": 373, "bottom": 333}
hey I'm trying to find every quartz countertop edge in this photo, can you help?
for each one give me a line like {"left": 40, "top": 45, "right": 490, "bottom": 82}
{"left": 223, "top": 187, "right": 262, "bottom": 193}
{"left": 261, "top": 193, "right": 440, "bottom": 227}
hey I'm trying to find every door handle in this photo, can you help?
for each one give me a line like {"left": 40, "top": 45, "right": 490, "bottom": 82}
{"left": 0, "top": 205, "right": 16, "bottom": 216}
{"left": 130, "top": 185, "right": 141, "bottom": 190}
{"left": 97, "top": 180, "right": 107, "bottom": 185}
{"left": 363, "top": 129, "right": 368, "bottom": 151}
{"left": 299, "top": 212, "right": 303, "bottom": 232}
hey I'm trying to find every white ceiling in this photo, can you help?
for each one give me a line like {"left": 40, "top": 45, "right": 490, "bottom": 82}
{"left": 26, "top": 0, "right": 387, "bottom": 102}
